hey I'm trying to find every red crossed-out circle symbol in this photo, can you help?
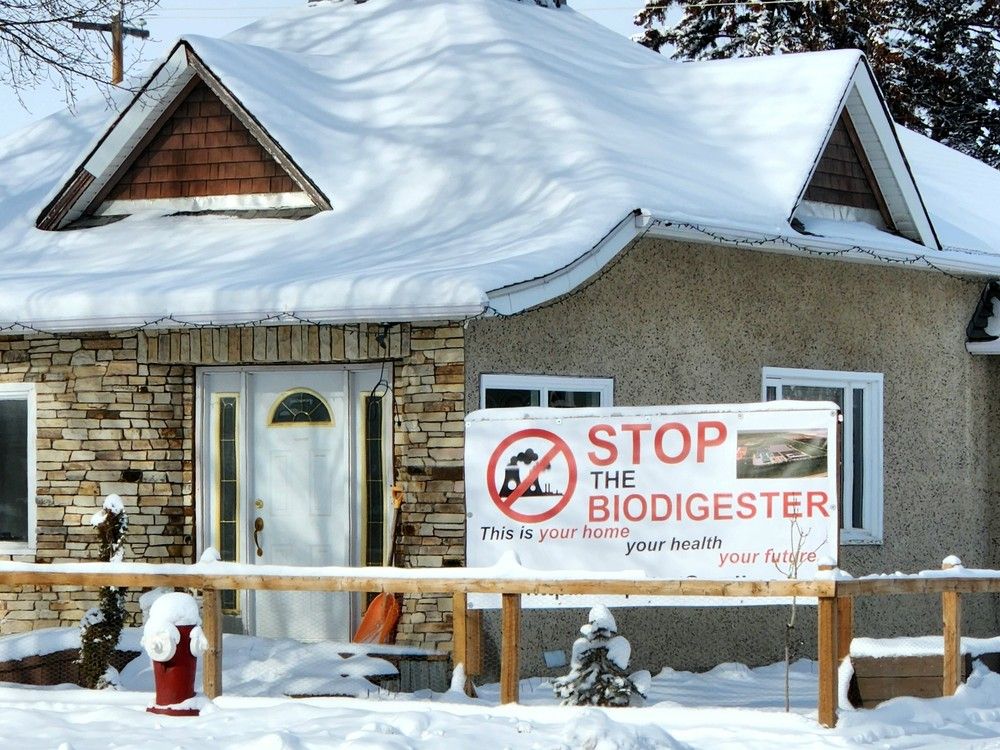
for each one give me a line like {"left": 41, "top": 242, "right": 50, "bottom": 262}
{"left": 486, "top": 428, "right": 577, "bottom": 523}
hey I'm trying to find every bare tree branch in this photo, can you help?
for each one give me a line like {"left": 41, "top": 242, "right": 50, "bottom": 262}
{"left": 0, "top": 1, "right": 160, "bottom": 104}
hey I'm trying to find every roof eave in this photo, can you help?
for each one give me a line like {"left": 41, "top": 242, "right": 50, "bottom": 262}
{"left": 487, "top": 209, "right": 649, "bottom": 316}
{"left": 967, "top": 340, "right": 1000, "bottom": 355}
{"left": 1, "top": 303, "right": 488, "bottom": 335}
{"left": 487, "top": 209, "right": 997, "bottom": 318}
{"left": 648, "top": 218, "right": 992, "bottom": 275}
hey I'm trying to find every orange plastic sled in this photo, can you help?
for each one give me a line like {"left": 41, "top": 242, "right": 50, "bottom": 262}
{"left": 353, "top": 486, "right": 404, "bottom": 644}
{"left": 353, "top": 592, "right": 401, "bottom": 644}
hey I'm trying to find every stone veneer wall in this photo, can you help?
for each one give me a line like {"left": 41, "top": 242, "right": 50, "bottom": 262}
{"left": 0, "top": 331, "right": 191, "bottom": 632}
{"left": 0, "top": 321, "right": 465, "bottom": 652}
{"left": 390, "top": 324, "right": 466, "bottom": 652}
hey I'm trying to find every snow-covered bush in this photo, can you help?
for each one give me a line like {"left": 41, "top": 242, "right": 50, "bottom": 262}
{"left": 79, "top": 494, "right": 129, "bottom": 689}
{"left": 142, "top": 592, "right": 208, "bottom": 663}
{"left": 552, "top": 605, "right": 650, "bottom": 707}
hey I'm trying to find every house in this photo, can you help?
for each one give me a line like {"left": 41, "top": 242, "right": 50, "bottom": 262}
{"left": 0, "top": 0, "right": 999, "bottom": 675}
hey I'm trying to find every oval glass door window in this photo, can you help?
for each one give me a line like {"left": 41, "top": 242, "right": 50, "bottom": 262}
{"left": 269, "top": 390, "right": 333, "bottom": 425}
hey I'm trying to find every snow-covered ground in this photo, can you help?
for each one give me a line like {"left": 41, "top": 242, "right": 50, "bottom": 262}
{"left": 4, "top": 630, "right": 1000, "bottom": 748}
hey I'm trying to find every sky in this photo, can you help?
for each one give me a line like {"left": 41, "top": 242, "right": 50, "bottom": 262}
{"left": 0, "top": 0, "right": 642, "bottom": 139}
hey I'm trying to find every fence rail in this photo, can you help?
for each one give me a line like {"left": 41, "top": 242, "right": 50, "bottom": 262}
{"left": 0, "top": 558, "right": 995, "bottom": 727}
{"left": 0, "top": 566, "right": 834, "bottom": 596}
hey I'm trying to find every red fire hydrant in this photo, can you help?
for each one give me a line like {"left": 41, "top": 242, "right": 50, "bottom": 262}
{"left": 142, "top": 592, "right": 207, "bottom": 717}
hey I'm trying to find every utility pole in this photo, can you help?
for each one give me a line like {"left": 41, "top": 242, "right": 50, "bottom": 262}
{"left": 72, "top": 4, "right": 150, "bottom": 85}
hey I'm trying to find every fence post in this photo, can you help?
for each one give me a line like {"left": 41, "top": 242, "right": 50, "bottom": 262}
{"left": 817, "top": 564, "right": 839, "bottom": 728}
{"left": 500, "top": 592, "right": 521, "bottom": 704}
{"left": 452, "top": 592, "right": 467, "bottom": 666}
{"left": 942, "top": 556, "right": 962, "bottom": 696}
{"left": 837, "top": 595, "right": 853, "bottom": 663}
{"left": 201, "top": 587, "right": 223, "bottom": 699}
{"left": 452, "top": 591, "right": 475, "bottom": 696}
{"left": 467, "top": 608, "right": 483, "bottom": 683}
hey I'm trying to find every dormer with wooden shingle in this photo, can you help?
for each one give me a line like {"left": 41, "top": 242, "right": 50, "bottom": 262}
{"left": 37, "top": 42, "right": 329, "bottom": 231}
{"left": 791, "top": 59, "right": 939, "bottom": 249}
{"left": 800, "top": 111, "right": 895, "bottom": 231}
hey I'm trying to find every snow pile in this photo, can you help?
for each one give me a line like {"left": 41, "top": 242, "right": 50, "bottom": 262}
{"left": 0, "top": 625, "right": 414, "bottom": 698}
{"left": 7, "top": 619, "right": 1000, "bottom": 747}
{"left": 140, "top": 592, "right": 207, "bottom": 663}
{"left": 199, "top": 546, "right": 222, "bottom": 564}
{"left": 123, "top": 634, "right": 400, "bottom": 698}
{"left": 851, "top": 635, "right": 1000, "bottom": 659}
{"left": 137, "top": 587, "right": 171, "bottom": 621}
{"left": 5, "top": 655, "right": 1000, "bottom": 747}
{"left": 560, "top": 710, "right": 687, "bottom": 749}
{"left": 0, "top": 627, "right": 143, "bottom": 663}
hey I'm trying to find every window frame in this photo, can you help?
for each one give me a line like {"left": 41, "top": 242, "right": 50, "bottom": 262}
{"left": 266, "top": 388, "right": 333, "bottom": 427}
{"left": 480, "top": 374, "right": 614, "bottom": 409}
{"left": 211, "top": 391, "right": 241, "bottom": 614}
{"left": 0, "top": 383, "right": 36, "bottom": 554}
{"left": 762, "top": 367, "right": 883, "bottom": 545}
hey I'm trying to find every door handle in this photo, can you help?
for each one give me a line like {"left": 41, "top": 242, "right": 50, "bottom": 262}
{"left": 253, "top": 517, "right": 264, "bottom": 557}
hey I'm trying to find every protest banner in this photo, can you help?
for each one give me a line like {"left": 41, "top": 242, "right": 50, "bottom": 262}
{"left": 465, "top": 402, "right": 840, "bottom": 608}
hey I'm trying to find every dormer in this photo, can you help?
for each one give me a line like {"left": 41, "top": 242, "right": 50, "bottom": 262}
{"left": 792, "top": 60, "right": 940, "bottom": 250}
{"left": 38, "top": 42, "right": 330, "bottom": 230}
{"left": 798, "top": 111, "right": 895, "bottom": 232}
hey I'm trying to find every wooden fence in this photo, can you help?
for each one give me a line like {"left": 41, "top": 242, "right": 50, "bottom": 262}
{"left": 0, "top": 559, "right": 992, "bottom": 727}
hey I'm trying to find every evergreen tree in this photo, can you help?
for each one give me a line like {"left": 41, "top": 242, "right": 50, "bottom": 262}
{"left": 78, "top": 494, "right": 128, "bottom": 689}
{"left": 552, "top": 605, "right": 649, "bottom": 707}
{"left": 634, "top": 1, "right": 1000, "bottom": 168}
{"left": 884, "top": 1, "right": 1000, "bottom": 166}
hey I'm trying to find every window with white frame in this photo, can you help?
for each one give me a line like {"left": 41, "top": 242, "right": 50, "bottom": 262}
{"left": 481, "top": 374, "right": 613, "bottom": 409}
{"left": 762, "top": 367, "right": 883, "bottom": 544}
{"left": 0, "top": 384, "right": 35, "bottom": 550}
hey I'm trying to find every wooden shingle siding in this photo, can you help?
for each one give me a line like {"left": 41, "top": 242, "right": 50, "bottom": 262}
{"left": 107, "top": 82, "right": 297, "bottom": 201}
{"left": 805, "top": 114, "right": 885, "bottom": 214}
{"left": 138, "top": 323, "right": 410, "bottom": 365}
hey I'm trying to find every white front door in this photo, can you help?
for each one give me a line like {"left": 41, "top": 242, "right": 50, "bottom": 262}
{"left": 200, "top": 367, "right": 362, "bottom": 642}
{"left": 248, "top": 370, "right": 350, "bottom": 641}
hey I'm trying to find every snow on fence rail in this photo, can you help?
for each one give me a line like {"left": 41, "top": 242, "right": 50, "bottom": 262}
{"left": 0, "top": 556, "right": 994, "bottom": 728}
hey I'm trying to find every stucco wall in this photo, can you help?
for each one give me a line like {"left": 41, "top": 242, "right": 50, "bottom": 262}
{"left": 466, "top": 236, "right": 1000, "bottom": 675}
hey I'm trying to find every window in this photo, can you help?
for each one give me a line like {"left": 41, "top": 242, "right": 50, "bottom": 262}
{"left": 214, "top": 394, "right": 240, "bottom": 613}
{"left": 762, "top": 367, "right": 883, "bottom": 544}
{"left": 0, "top": 384, "right": 35, "bottom": 551}
{"left": 269, "top": 390, "right": 332, "bottom": 425}
{"left": 363, "top": 395, "right": 385, "bottom": 568}
{"left": 481, "top": 375, "right": 613, "bottom": 409}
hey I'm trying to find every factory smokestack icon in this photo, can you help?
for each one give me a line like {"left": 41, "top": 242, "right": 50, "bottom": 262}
{"left": 498, "top": 447, "right": 562, "bottom": 497}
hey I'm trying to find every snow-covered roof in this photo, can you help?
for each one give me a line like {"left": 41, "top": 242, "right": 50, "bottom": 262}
{"left": 0, "top": 0, "right": 997, "bottom": 331}
{"left": 897, "top": 128, "right": 1000, "bottom": 256}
